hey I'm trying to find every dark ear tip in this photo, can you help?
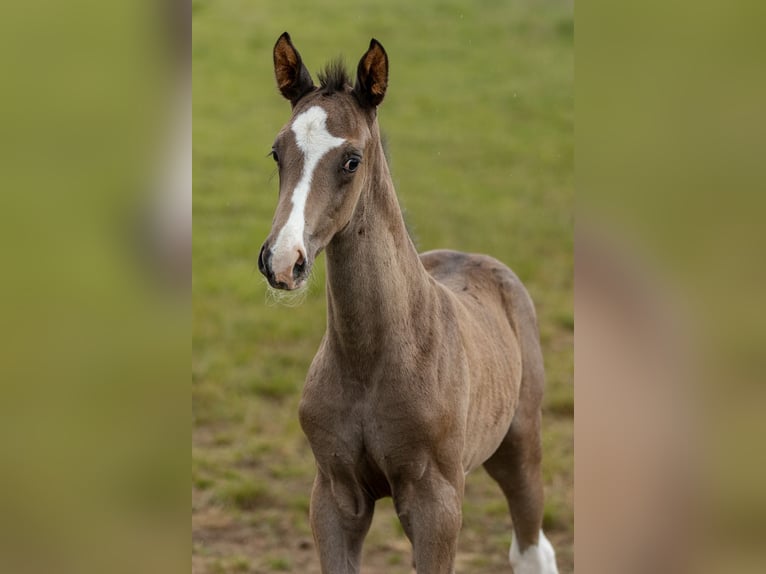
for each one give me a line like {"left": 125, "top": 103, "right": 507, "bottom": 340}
{"left": 369, "top": 38, "right": 385, "bottom": 53}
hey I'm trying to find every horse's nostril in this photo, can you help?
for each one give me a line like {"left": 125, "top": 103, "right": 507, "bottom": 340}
{"left": 293, "top": 249, "right": 306, "bottom": 280}
{"left": 258, "top": 244, "right": 272, "bottom": 277}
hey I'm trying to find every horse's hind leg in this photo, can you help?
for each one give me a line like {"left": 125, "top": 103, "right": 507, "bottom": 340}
{"left": 483, "top": 350, "right": 559, "bottom": 573}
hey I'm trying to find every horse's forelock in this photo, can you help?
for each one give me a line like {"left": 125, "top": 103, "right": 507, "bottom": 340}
{"left": 317, "top": 58, "right": 351, "bottom": 94}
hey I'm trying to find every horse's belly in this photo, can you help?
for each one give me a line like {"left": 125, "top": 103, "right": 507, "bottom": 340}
{"left": 459, "top": 310, "right": 523, "bottom": 472}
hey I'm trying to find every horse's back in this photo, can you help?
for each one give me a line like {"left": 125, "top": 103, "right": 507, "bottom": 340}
{"left": 420, "top": 249, "right": 537, "bottom": 329}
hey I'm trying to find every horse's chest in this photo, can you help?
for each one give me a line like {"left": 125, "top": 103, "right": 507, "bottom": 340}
{"left": 299, "top": 364, "right": 457, "bottom": 486}
{"left": 297, "top": 383, "right": 392, "bottom": 495}
{"left": 299, "top": 378, "right": 391, "bottom": 454}
{"left": 299, "top": 386, "right": 362, "bottom": 454}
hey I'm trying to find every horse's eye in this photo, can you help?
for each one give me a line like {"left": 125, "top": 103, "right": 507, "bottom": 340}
{"left": 343, "top": 157, "right": 360, "bottom": 173}
{"left": 270, "top": 149, "right": 279, "bottom": 163}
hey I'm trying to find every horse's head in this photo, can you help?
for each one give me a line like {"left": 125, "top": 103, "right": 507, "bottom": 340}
{"left": 258, "top": 33, "right": 388, "bottom": 291}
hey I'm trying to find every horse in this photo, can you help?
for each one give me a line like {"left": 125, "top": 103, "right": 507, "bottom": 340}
{"left": 257, "top": 32, "right": 559, "bottom": 574}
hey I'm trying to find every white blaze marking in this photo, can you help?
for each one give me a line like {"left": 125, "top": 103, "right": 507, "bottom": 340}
{"left": 270, "top": 106, "right": 345, "bottom": 271}
{"left": 509, "top": 530, "right": 559, "bottom": 574}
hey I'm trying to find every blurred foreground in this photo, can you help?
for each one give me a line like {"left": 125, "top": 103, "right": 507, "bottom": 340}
{"left": 577, "top": 1, "right": 766, "bottom": 572}
{"left": 0, "top": 2, "right": 189, "bottom": 573}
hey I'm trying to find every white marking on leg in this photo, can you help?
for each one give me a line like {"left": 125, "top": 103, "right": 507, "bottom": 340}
{"left": 509, "top": 530, "right": 559, "bottom": 574}
{"left": 270, "top": 106, "right": 345, "bottom": 273}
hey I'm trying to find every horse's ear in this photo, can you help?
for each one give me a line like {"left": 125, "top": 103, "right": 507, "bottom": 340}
{"left": 273, "top": 32, "right": 314, "bottom": 105}
{"left": 354, "top": 39, "right": 388, "bottom": 108}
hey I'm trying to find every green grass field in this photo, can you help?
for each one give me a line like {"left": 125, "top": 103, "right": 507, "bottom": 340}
{"left": 193, "top": 0, "right": 572, "bottom": 571}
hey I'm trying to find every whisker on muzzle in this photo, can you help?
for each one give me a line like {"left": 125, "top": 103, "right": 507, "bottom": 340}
{"left": 262, "top": 270, "right": 315, "bottom": 308}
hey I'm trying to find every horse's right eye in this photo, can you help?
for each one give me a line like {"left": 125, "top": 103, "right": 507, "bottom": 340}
{"left": 270, "top": 149, "right": 279, "bottom": 163}
{"left": 343, "top": 157, "right": 360, "bottom": 173}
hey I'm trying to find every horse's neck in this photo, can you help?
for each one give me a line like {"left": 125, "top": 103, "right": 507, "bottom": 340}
{"left": 324, "top": 137, "right": 433, "bottom": 365}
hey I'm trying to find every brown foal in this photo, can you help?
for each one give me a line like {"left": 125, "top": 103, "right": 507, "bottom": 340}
{"left": 257, "top": 33, "right": 559, "bottom": 574}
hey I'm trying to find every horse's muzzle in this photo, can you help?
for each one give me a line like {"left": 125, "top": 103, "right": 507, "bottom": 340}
{"left": 258, "top": 241, "right": 307, "bottom": 290}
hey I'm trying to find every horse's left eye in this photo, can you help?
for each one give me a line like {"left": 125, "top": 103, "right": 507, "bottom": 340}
{"left": 343, "top": 157, "right": 360, "bottom": 173}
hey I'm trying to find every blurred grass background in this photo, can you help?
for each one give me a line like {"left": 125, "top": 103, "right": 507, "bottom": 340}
{"left": 0, "top": 3, "right": 188, "bottom": 574}
{"left": 4, "top": 1, "right": 766, "bottom": 573}
{"left": 192, "top": 0, "right": 572, "bottom": 572}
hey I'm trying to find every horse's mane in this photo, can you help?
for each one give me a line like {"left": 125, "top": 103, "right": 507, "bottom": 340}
{"left": 316, "top": 60, "right": 416, "bottom": 246}
{"left": 317, "top": 58, "right": 351, "bottom": 94}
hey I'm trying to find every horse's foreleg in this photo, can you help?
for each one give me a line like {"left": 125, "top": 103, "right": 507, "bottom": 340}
{"left": 393, "top": 470, "right": 464, "bottom": 574}
{"left": 309, "top": 471, "right": 374, "bottom": 574}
